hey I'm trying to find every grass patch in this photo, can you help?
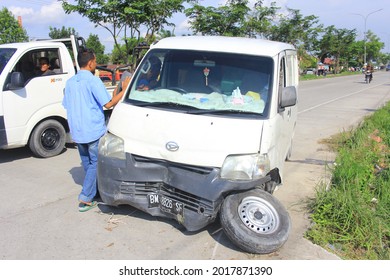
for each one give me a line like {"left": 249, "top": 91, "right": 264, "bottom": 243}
{"left": 306, "top": 102, "right": 390, "bottom": 259}
{"left": 300, "top": 71, "right": 361, "bottom": 81}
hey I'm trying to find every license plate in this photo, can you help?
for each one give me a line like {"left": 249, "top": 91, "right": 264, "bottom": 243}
{"left": 148, "top": 194, "right": 184, "bottom": 216}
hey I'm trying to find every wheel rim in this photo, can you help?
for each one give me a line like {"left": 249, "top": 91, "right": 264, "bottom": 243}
{"left": 41, "top": 128, "right": 60, "bottom": 150}
{"left": 238, "top": 196, "right": 279, "bottom": 234}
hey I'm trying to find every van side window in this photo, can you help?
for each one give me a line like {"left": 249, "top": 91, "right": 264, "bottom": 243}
{"left": 278, "top": 54, "right": 297, "bottom": 111}
{"left": 285, "top": 53, "right": 298, "bottom": 87}
{"left": 278, "top": 57, "right": 286, "bottom": 94}
{"left": 278, "top": 57, "right": 288, "bottom": 111}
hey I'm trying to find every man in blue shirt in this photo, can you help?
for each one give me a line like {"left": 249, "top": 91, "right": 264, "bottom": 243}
{"left": 62, "top": 48, "right": 130, "bottom": 212}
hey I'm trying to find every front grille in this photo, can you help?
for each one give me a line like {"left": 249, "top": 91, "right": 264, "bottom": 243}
{"left": 119, "top": 181, "right": 215, "bottom": 216}
{"left": 132, "top": 154, "right": 214, "bottom": 175}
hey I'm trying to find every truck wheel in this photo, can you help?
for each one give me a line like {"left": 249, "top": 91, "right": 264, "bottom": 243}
{"left": 220, "top": 189, "right": 291, "bottom": 254}
{"left": 29, "top": 119, "right": 66, "bottom": 158}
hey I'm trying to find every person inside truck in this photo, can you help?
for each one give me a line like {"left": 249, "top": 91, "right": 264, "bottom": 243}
{"left": 39, "top": 57, "right": 56, "bottom": 76}
{"left": 136, "top": 56, "right": 161, "bottom": 91}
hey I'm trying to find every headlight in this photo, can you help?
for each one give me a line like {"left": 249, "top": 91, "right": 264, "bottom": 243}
{"left": 99, "top": 133, "right": 125, "bottom": 160}
{"left": 220, "top": 154, "right": 270, "bottom": 180}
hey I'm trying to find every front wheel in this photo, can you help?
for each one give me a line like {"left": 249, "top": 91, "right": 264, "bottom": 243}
{"left": 220, "top": 189, "right": 291, "bottom": 254}
{"left": 29, "top": 119, "right": 66, "bottom": 158}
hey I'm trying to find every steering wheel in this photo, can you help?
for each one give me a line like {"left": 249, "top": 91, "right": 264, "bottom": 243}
{"left": 167, "top": 87, "right": 188, "bottom": 94}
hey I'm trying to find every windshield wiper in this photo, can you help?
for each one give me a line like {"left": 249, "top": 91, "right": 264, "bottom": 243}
{"left": 131, "top": 101, "right": 172, "bottom": 107}
{"left": 131, "top": 101, "right": 198, "bottom": 110}
{"left": 187, "top": 109, "right": 263, "bottom": 116}
{"left": 130, "top": 101, "right": 263, "bottom": 115}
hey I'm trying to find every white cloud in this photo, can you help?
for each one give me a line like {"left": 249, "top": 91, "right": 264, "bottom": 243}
{"left": 39, "top": 2, "right": 67, "bottom": 24}
{"left": 9, "top": 2, "right": 66, "bottom": 26}
{"left": 9, "top": 7, "right": 34, "bottom": 18}
{"left": 7, "top": 1, "right": 92, "bottom": 39}
{"left": 175, "top": 19, "right": 192, "bottom": 35}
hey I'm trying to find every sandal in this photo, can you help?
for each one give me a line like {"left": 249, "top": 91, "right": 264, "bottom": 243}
{"left": 78, "top": 201, "right": 98, "bottom": 212}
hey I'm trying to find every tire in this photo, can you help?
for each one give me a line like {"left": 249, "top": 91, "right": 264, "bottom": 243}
{"left": 29, "top": 119, "right": 66, "bottom": 158}
{"left": 220, "top": 189, "right": 291, "bottom": 254}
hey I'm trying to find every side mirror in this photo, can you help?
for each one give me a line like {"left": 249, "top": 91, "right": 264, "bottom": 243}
{"left": 280, "top": 86, "right": 297, "bottom": 108}
{"left": 7, "top": 72, "right": 25, "bottom": 90}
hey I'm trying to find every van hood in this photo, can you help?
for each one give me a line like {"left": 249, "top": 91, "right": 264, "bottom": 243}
{"left": 108, "top": 103, "right": 264, "bottom": 168}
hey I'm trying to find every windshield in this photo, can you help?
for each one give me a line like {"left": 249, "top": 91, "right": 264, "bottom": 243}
{"left": 0, "top": 48, "right": 16, "bottom": 75}
{"left": 126, "top": 49, "right": 274, "bottom": 116}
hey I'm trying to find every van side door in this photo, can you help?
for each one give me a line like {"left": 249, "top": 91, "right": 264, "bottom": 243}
{"left": 275, "top": 51, "right": 298, "bottom": 174}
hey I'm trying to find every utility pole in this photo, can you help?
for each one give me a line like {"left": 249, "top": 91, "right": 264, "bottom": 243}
{"left": 352, "top": 8, "right": 383, "bottom": 66}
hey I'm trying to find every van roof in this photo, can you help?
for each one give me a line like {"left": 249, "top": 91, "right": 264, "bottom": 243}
{"left": 151, "top": 36, "right": 295, "bottom": 57}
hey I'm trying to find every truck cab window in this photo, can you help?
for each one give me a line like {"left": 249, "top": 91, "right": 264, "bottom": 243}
{"left": 14, "top": 48, "right": 61, "bottom": 84}
{"left": 0, "top": 48, "right": 16, "bottom": 75}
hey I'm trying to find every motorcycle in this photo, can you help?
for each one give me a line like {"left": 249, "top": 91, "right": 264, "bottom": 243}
{"left": 364, "top": 70, "right": 373, "bottom": 84}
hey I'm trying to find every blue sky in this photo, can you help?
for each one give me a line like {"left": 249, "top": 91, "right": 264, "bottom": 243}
{"left": 2, "top": 0, "right": 389, "bottom": 53}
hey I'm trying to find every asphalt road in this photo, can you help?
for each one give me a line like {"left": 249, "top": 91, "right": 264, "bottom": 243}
{"left": 1, "top": 71, "right": 389, "bottom": 260}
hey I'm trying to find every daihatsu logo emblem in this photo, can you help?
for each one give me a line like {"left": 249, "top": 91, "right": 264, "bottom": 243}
{"left": 166, "top": 141, "right": 179, "bottom": 152}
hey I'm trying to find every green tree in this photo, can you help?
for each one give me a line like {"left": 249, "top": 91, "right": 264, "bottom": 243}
{"left": 185, "top": 0, "right": 251, "bottom": 36}
{"left": 0, "top": 7, "right": 28, "bottom": 44}
{"left": 49, "top": 26, "right": 77, "bottom": 39}
{"left": 268, "top": 9, "right": 322, "bottom": 51}
{"left": 317, "top": 26, "right": 357, "bottom": 73}
{"left": 111, "top": 44, "right": 128, "bottom": 65}
{"left": 348, "top": 40, "right": 365, "bottom": 67}
{"left": 86, "top": 34, "right": 110, "bottom": 64}
{"left": 60, "top": 0, "right": 186, "bottom": 64}
{"left": 244, "top": 0, "right": 279, "bottom": 38}
{"left": 267, "top": 8, "right": 323, "bottom": 71}
{"left": 365, "top": 30, "right": 385, "bottom": 64}
{"left": 185, "top": 0, "right": 278, "bottom": 37}
{"left": 377, "top": 52, "right": 390, "bottom": 66}
{"left": 111, "top": 37, "right": 140, "bottom": 65}
{"left": 156, "top": 28, "right": 175, "bottom": 40}
{"left": 135, "top": 0, "right": 184, "bottom": 41}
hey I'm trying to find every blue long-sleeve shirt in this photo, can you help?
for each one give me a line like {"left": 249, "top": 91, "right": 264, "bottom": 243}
{"left": 62, "top": 70, "right": 111, "bottom": 143}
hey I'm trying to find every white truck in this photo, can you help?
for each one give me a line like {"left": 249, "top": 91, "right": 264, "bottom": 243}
{"left": 98, "top": 36, "right": 298, "bottom": 254}
{"left": 0, "top": 36, "right": 115, "bottom": 157}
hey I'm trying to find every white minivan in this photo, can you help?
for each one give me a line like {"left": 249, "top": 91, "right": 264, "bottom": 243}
{"left": 98, "top": 36, "right": 298, "bottom": 254}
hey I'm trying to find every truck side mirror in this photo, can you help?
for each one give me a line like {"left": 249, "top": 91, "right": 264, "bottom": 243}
{"left": 280, "top": 86, "right": 297, "bottom": 108}
{"left": 7, "top": 72, "right": 25, "bottom": 90}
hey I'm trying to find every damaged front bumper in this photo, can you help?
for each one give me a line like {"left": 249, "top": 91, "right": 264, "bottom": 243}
{"left": 98, "top": 153, "right": 277, "bottom": 231}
